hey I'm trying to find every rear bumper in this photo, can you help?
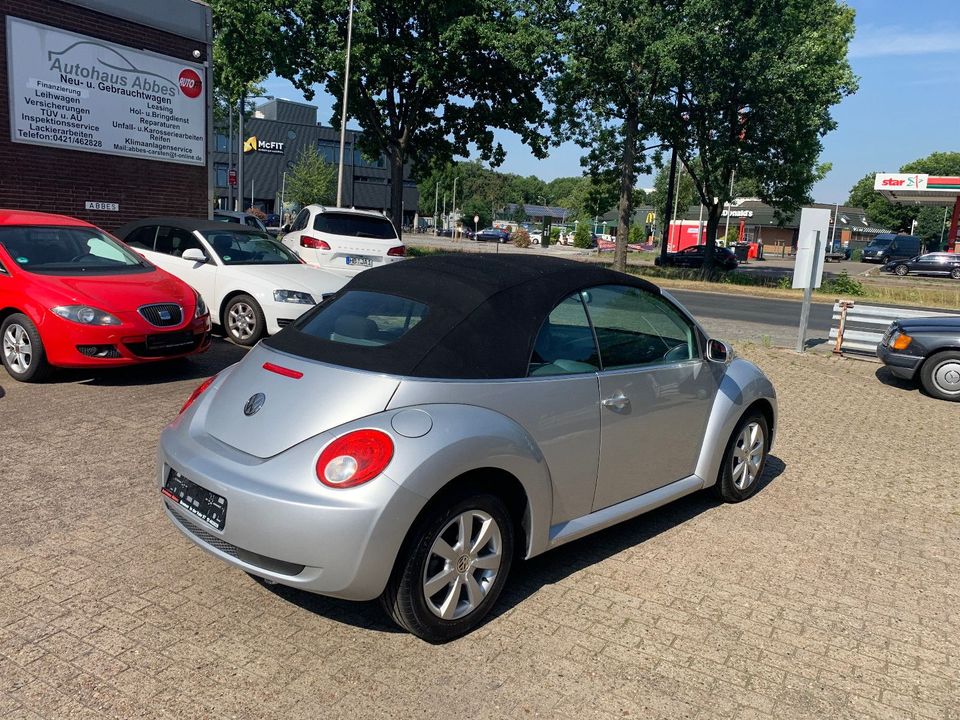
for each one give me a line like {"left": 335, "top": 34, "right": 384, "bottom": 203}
{"left": 877, "top": 344, "right": 924, "bottom": 380}
{"left": 157, "top": 418, "right": 423, "bottom": 601}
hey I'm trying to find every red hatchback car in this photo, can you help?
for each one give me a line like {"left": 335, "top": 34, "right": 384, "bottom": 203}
{"left": 0, "top": 210, "right": 211, "bottom": 382}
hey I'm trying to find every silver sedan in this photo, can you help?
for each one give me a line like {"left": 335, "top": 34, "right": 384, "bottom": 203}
{"left": 158, "top": 254, "right": 777, "bottom": 642}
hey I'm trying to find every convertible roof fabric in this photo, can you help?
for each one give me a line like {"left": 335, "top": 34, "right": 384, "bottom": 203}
{"left": 264, "top": 253, "right": 660, "bottom": 379}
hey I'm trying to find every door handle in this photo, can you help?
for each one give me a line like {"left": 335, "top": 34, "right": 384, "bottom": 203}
{"left": 602, "top": 392, "right": 630, "bottom": 410}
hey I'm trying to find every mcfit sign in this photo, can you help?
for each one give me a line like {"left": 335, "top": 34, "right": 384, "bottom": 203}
{"left": 244, "top": 136, "right": 285, "bottom": 154}
{"left": 6, "top": 16, "right": 206, "bottom": 165}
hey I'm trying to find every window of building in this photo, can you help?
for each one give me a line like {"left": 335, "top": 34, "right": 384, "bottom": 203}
{"left": 214, "top": 132, "right": 230, "bottom": 153}
{"left": 318, "top": 140, "right": 348, "bottom": 165}
{"left": 214, "top": 163, "right": 229, "bottom": 188}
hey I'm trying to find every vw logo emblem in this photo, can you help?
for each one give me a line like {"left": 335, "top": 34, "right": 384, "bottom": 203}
{"left": 456, "top": 555, "right": 470, "bottom": 574}
{"left": 243, "top": 393, "right": 266, "bottom": 416}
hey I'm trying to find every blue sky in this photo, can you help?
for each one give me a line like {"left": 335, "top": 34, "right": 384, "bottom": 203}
{"left": 261, "top": 0, "right": 960, "bottom": 204}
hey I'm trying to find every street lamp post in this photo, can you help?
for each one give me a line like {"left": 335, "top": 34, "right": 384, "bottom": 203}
{"left": 433, "top": 181, "right": 439, "bottom": 236}
{"left": 451, "top": 176, "right": 459, "bottom": 239}
{"left": 336, "top": 0, "right": 355, "bottom": 208}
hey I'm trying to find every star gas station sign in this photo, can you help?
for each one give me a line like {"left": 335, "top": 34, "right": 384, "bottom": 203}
{"left": 874, "top": 173, "right": 960, "bottom": 252}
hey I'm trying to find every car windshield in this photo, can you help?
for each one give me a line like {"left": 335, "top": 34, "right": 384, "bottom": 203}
{"left": 313, "top": 212, "right": 397, "bottom": 240}
{"left": 201, "top": 230, "right": 300, "bottom": 265}
{"left": 0, "top": 226, "right": 150, "bottom": 275}
{"left": 294, "top": 290, "right": 428, "bottom": 347}
{"left": 867, "top": 237, "right": 893, "bottom": 249}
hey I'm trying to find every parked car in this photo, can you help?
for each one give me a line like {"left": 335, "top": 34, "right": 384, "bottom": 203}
{"left": 0, "top": 209, "right": 210, "bottom": 382}
{"left": 878, "top": 317, "right": 960, "bottom": 401}
{"left": 861, "top": 234, "right": 921, "bottom": 264}
{"left": 160, "top": 254, "right": 777, "bottom": 641}
{"left": 280, "top": 205, "right": 405, "bottom": 277}
{"left": 214, "top": 210, "right": 269, "bottom": 234}
{"left": 115, "top": 218, "right": 346, "bottom": 346}
{"left": 654, "top": 245, "right": 739, "bottom": 270}
{"left": 880, "top": 253, "right": 960, "bottom": 279}
{"left": 528, "top": 230, "right": 543, "bottom": 245}
{"left": 475, "top": 227, "right": 511, "bottom": 243}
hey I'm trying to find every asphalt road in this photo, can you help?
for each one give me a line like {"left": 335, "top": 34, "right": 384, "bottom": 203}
{"left": 669, "top": 289, "right": 834, "bottom": 333}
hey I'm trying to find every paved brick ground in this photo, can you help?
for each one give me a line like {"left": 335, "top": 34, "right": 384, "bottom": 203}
{"left": 1, "top": 341, "right": 958, "bottom": 719}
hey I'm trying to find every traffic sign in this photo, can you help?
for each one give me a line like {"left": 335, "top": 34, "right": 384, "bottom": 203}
{"left": 473, "top": 215, "right": 479, "bottom": 224}
{"left": 228, "top": 168, "right": 237, "bottom": 186}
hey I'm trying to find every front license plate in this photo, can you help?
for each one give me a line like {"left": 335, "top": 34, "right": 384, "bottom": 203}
{"left": 345, "top": 255, "right": 375, "bottom": 267}
{"left": 162, "top": 469, "right": 227, "bottom": 530}
{"left": 146, "top": 330, "right": 193, "bottom": 351}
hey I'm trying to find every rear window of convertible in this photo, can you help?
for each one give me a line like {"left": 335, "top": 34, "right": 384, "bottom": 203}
{"left": 295, "top": 290, "right": 428, "bottom": 347}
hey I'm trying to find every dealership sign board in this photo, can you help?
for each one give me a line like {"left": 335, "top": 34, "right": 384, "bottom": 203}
{"left": 874, "top": 173, "right": 928, "bottom": 191}
{"left": 6, "top": 17, "right": 205, "bottom": 166}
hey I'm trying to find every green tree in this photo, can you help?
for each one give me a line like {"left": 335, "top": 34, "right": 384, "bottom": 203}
{"left": 285, "top": 147, "right": 336, "bottom": 207}
{"left": 573, "top": 220, "right": 594, "bottom": 248}
{"left": 512, "top": 203, "right": 528, "bottom": 223}
{"left": 661, "top": 0, "right": 857, "bottom": 271}
{"left": 649, "top": 160, "right": 699, "bottom": 228}
{"left": 218, "top": 1, "right": 554, "bottom": 238}
{"left": 549, "top": 1, "right": 672, "bottom": 271}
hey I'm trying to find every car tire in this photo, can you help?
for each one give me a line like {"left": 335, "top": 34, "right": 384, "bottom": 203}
{"left": 714, "top": 411, "right": 769, "bottom": 503}
{"left": 381, "top": 492, "right": 515, "bottom": 643}
{"left": 223, "top": 294, "right": 266, "bottom": 346}
{"left": 919, "top": 350, "right": 960, "bottom": 402}
{"left": 1, "top": 313, "right": 51, "bottom": 382}
{"left": 894, "top": 264, "right": 909, "bottom": 276}
{"left": 951, "top": 268, "right": 960, "bottom": 280}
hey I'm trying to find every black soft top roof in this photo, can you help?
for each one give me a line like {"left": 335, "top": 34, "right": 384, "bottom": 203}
{"left": 264, "top": 253, "right": 662, "bottom": 379}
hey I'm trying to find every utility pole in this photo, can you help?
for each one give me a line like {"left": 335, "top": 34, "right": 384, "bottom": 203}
{"left": 237, "top": 94, "right": 245, "bottom": 212}
{"left": 442, "top": 193, "right": 447, "bottom": 231}
{"left": 451, "top": 176, "right": 459, "bottom": 238}
{"left": 433, "top": 181, "right": 439, "bottom": 236}
{"left": 227, "top": 105, "right": 234, "bottom": 210}
{"left": 336, "top": 0, "right": 355, "bottom": 208}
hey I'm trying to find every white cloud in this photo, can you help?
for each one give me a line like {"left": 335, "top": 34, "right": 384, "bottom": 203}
{"left": 850, "top": 25, "right": 960, "bottom": 58}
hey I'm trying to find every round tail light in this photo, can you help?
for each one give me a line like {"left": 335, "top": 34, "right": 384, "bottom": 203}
{"left": 316, "top": 429, "right": 394, "bottom": 488}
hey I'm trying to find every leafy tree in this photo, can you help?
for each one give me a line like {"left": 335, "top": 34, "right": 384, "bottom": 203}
{"left": 549, "top": 1, "right": 672, "bottom": 271}
{"left": 219, "top": 1, "right": 555, "bottom": 238}
{"left": 650, "top": 160, "right": 699, "bottom": 227}
{"left": 285, "top": 147, "right": 336, "bottom": 207}
{"left": 573, "top": 220, "right": 594, "bottom": 249}
{"left": 628, "top": 224, "right": 644, "bottom": 245}
{"left": 661, "top": 0, "right": 857, "bottom": 271}
{"left": 512, "top": 203, "right": 528, "bottom": 223}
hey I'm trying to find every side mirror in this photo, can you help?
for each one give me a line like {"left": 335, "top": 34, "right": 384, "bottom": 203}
{"left": 181, "top": 248, "right": 207, "bottom": 264}
{"left": 707, "top": 338, "right": 733, "bottom": 364}
{"left": 281, "top": 223, "right": 291, "bottom": 233}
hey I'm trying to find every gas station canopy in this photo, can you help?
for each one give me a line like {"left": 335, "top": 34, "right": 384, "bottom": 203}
{"left": 874, "top": 173, "right": 960, "bottom": 251}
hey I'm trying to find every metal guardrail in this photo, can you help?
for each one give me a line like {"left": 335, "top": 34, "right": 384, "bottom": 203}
{"left": 830, "top": 301, "right": 959, "bottom": 354}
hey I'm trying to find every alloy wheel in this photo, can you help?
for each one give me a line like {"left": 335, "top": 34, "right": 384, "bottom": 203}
{"left": 422, "top": 509, "right": 503, "bottom": 620}
{"left": 2, "top": 323, "right": 32, "bottom": 374}
{"left": 731, "top": 421, "right": 765, "bottom": 490}
{"left": 227, "top": 302, "right": 256, "bottom": 341}
{"left": 895, "top": 265, "right": 908, "bottom": 276}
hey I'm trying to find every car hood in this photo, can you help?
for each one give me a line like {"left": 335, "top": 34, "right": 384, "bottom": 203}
{"left": 200, "top": 344, "right": 400, "bottom": 458}
{"left": 35, "top": 269, "right": 193, "bottom": 312}
{"left": 239, "top": 263, "right": 347, "bottom": 295}
{"left": 897, "top": 316, "right": 960, "bottom": 333}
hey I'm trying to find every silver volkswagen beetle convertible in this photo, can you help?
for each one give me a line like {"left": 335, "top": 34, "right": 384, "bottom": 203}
{"left": 159, "top": 254, "right": 777, "bottom": 642}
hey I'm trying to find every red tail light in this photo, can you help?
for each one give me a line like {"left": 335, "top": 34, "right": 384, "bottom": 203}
{"left": 301, "top": 236, "right": 331, "bottom": 250}
{"left": 316, "top": 429, "right": 394, "bottom": 488}
{"left": 387, "top": 245, "right": 406, "bottom": 257}
{"left": 179, "top": 374, "right": 217, "bottom": 415}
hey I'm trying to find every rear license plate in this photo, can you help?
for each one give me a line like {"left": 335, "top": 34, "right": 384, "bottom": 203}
{"left": 146, "top": 330, "right": 193, "bottom": 351}
{"left": 162, "top": 469, "right": 227, "bottom": 530}
{"left": 345, "top": 255, "right": 375, "bottom": 267}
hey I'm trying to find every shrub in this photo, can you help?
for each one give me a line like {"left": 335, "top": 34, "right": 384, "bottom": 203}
{"left": 550, "top": 226, "right": 562, "bottom": 241}
{"left": 776, "top": 276, "right": 792, "bottom": 289}
{"left": 511, "top": 228, "right": 531, "bottom": 248}
{"left": 573, "top": 222, "right": 594, "bottom": 249}
{"left": 851, "top": 248, "right": 863, "bottom": 262}
{"left": 629, "top": 224, "right": 644, "bottom": 245}
{"left": 820, "top": 270, "right": 865, "bottom": 296}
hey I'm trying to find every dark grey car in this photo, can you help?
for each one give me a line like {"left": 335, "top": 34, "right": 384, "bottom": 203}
{"left": 877, "top": 317, "right": 960, "bottom": 401}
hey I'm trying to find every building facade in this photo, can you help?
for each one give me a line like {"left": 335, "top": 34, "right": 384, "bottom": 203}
{"left": 0, "top": 0, "right": 212, "bottom": 231}
{"left": 213, "top": 99, "right": 419, "bottom": 225}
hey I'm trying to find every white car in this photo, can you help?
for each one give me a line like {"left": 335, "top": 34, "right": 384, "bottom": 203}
{"left": 115, "top": 218, "right": 347, "bottom": 346}
{"left": 280, "top": 205, "right": 405, "bottom": 276}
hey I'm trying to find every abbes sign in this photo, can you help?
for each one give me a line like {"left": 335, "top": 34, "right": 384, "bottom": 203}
{"left": 6, "top": 17, "right": 206, "bottom": 166}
